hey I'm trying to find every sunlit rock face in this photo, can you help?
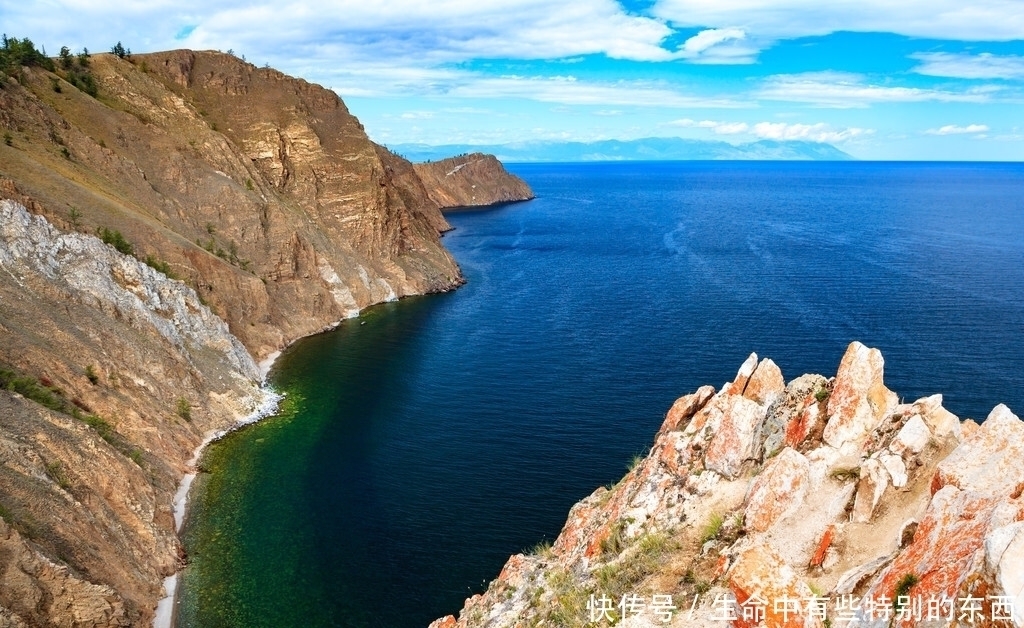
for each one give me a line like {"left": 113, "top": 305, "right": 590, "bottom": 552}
{"left": 432, "top": 342, "right": 1024, "bottom": 628}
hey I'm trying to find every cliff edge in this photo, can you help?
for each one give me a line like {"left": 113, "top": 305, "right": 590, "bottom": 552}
{"left": 0, "top": 46, "right": 520, "bottom": 627}
{"left": 432, "top": 342, "right": 1024, "bottom": 628}
{"left": 413, "top": 153, "right": 534, "bottom": 209}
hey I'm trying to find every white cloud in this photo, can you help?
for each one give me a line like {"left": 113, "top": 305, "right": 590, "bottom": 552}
{"left": 444, "top": 75, "right": 751, "bottom": 108}
{"left": 758, "top": 72, "right": 999, "bottom": 107}
{"left": 750, "top": 122, "right": 870, "bottom": 142}
{"left": 675, "top": 28, "right": 759, "bottom": 64}
{"left": 912, "top": 53, "right": 1024, "bottom": 80}
{"left": 652, "top": 0, "right": 1024, "bottom": 41}
{"left": 3, "top": 0, "right": 684, "bottom": 67}
{"left": 925, "top": 124, "right": 990, "bottom": 135}
{"left": 668, "top": 118, "right": 870, "bottom": 142}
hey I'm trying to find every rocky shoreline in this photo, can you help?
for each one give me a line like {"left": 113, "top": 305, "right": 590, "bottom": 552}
{"left": 432, "top": 342, "right": 1023, "bottom": 628}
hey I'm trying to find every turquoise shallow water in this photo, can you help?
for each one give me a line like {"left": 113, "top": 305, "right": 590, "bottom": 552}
{"left": 176, "top": 162, "right": 1024, "bottom": 627}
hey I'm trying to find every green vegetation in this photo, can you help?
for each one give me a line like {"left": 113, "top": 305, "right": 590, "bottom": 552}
{"left": 0, "top": 364, "right": 142, "bottom": 466}
{"left": 593, "top": 532, "right": 675, "bottom": 605}
{"left": 628, "top": 452, "right": 644, "bottom": 472}
{"left": 815, "top": 386, "right": 831, "bottom": 403}
{"left": 528, "top": 539, "right": 553, "bottom": 558}
{"left": 99, "top": 227, "right": 133, "bottom": 255}
{"left": 245, "top": 177, "right": 254, "bottom": 191}
{"left": 60, "top": 146, "right": 70, "bottom": 159}
{"left": 0, "top": 367, "right": 64, "bottom": 412}
{"left": 85, "top": 364, "right": 99, "bottom": 385}
{"left": 68, "top": 207, "right": 81, "bottom": 228}
{"left": 3, "top": 132, "right": 11, "bottom": 146}
{"left": 144, "top": 254, "right": 176, "bottom": 278}
{"left": 1, "top": 34, "right": 56, "bottom": 76}
{"left": 700, "top": 512, "right": 725, "bottom": 544}
{"left": 601, "top": 518, "right": 629, "bottom": 555}
{"left": 176, "top": 397, "right": 192, "bottom": 422}
{"left": 894, "top": 572, "right": 919, "bottom": 608}
{"left": 110, "top": 41, "right": 130, "bottom": 59}
{"left": 44, "top": 460, "right": 72, "bottom": 491}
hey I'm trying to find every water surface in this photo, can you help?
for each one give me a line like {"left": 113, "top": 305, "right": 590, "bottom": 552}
{"left": 177, "top": 161, "right": 1024, "bottom": 627}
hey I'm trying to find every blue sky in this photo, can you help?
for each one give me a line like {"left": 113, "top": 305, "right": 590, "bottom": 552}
{"left": 4, "top": 0, "right": 1024, "bottom": 159}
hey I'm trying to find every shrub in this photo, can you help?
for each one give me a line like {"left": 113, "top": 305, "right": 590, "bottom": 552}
{"left": 3, "top": 132, "right": 11, "bottom": 146}
{"left": 85, "top": 364, "right": 99, "bottom": 385}
{"left": 144, "top": 255, "right": 176, "bottom": 278}
{"left": 176, "top": 397, "right": 192, "bottom": 421}
{"left": 99, "top": 227, "right": 133, "bottom": 255}
{"left": 815, "top": 386, "right": 831, "bottom": 403}
{"left": 700, "top": 512, "right": 725, "bottom": 544}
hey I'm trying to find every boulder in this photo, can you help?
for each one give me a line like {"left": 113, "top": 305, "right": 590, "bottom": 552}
{"left": 745, "top": 448, "right": 810, "bottom": 532}
{"left": 743, "top": 359, "right": 786, "bottom": 406}
{"left": 824, "top": 342, "right": 898, "bottom": 454}
{"left": 935, "top": 404, "right": 1024, "bottom": 496}
{"left": 705, "top": 394, "right": 767, "bottom": 479}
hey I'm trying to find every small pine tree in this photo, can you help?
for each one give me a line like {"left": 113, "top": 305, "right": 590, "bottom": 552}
{"left": 111, "top": 41, "right": 130, "bottom": 59}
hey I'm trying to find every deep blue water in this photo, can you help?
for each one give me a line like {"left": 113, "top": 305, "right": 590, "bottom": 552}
{"left": 177, "top": 161, "right": 1024, "bottom": 627}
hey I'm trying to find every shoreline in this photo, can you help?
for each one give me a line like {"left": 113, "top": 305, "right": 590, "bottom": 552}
{"left": 152, "top": 371, "right": 285, "bottom": 628}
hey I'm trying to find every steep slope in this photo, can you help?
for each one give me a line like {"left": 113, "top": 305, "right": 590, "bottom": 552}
{"left": 413, "top": 153, "right": 534, "bottom": 208}
{"left": 432, "top": 342, "right": 1023, "bottom": 628}
{"left": 0, "top": 50, "right": 462, "bottom": 360}
{"left": 0, "top": 48, "right": 472, "bottom": 626}
{"left": 0, "top": 198, "right": 268, "bottom": 626}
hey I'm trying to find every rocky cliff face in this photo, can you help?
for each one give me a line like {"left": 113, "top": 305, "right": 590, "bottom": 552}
{"left": 413, "top": 153, "right": 534, "bottom": 209}
{"left": 0, "top": 48, "right": 513, "bottom": 627}
{"left": 1, "top": 49, "right": 462, "bottom": 360}
{"left": 432, "top": 342, "right": 1024, "bottom": 628}
{"left": 0, "top": 199, "right": 268, "bottom": 626}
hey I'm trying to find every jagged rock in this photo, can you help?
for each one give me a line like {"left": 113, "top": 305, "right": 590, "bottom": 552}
{"left": 985, "top": 523, "right": 1024, "bottom": 626}
{"left": 729, "top": 543, "right": 823, "bottom": 628}
{"left": 743, "top": 358, "right": 786, "bottom": 406}
{"left": 745, "top": 448, "right": 810, "bottom": 532}
{"left": 935, "top": 404, "right": 1024, "bottom": 496}
{"left": 888, "top": 414, "right": 932, "bottom": 459}
{"left": 433, "top": 350, "right": 1024, "bottom": 628}
{"left": 660, "top": 385, "right": 715, "bottom": 432}
{"left": 824, "top": 342, "right": 898, "bottom": 454}
{"left": 852, "top": 457, "right": 891, "bottom": 523}
{"left": 705, "top": 394, "right": 766, "bottom": 479}
{"left": 726, "top": 353, "right": 759, "bottom": 396}
{"left": 912, "top": 394, "right": 962, "bottom": 440}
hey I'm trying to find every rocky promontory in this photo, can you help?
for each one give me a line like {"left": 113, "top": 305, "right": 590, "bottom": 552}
{"left": 413, "top": 153, "right": 534, "bottom": 209}
{"left": 432, "top": 342, "right": 1024, "bottom": 628}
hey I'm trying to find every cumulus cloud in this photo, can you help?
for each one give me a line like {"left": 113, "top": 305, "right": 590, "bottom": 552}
{"left": 676, "top": 28, "right": 759, "bottom": 64}
{"left": 925, "top": 124, "right": 990, "bottom": 135}
{"left": 651, "top": 0, "right": 1024, "bottom": 41}
{"left": 668, "top": 118, "right": 869, "bottom": 142}
{"left": 912, "top": 52, "right": 1024, "bottom": 80}
{"left": 758, "top": 72, "right": 999, "bottom": 107}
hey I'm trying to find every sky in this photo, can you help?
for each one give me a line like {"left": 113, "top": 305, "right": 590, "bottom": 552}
{"left": 3, "top": 1, "right": 1024, "bottom": 159}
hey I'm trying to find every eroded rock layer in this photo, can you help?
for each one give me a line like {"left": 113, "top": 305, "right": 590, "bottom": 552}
{"left": 413, "top": 153, "right": 534, "bottom": 209}
{"left": 1, "top": 50, "right": 463, "bottom": 360}
{"left": 432, "top": 342, "right": 1024, "bottom": 628}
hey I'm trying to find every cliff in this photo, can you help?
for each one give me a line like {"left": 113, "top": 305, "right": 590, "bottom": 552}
{"left": 413, "top": 153, "right": 534, "bottom": 209}
{"left": 0, "top": 49, "right": 463, "bottom": 361}
{"left": 432, "top": 342, "right": 1024, "bottom": 628}
{"left": 0, "top": 47, "right": 516, "bottom": 626}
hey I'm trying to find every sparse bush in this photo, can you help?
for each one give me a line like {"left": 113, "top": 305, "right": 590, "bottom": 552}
{"left": 85, "top": 364, "right": 99, "bottom": 385}
{"left": 144, "top": 254, "right": 176, "bottom": 278}
{"left": 99, "top": 227, "right": 133, "bottom": 255}
{"left": 176, "top": 397, "right": 192, "bottom": 421}
{"left": 815, "top": 386, "right": 831, "bottom": 403}
{"left": 3, "top": 132, "right": 11, "bottom": 146}
{"left": 700, "top": 512, "right": 725, "bottom": 544}
{"left": 60, "top": 146, "right": 70, "bottom": 159}
{"left": 45, "top": 460, "right": 72, "bottom": 491}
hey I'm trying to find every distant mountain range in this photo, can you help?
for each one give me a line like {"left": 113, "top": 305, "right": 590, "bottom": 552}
{"left": 390, "top": 138, "right": 853, "bottom": 163}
